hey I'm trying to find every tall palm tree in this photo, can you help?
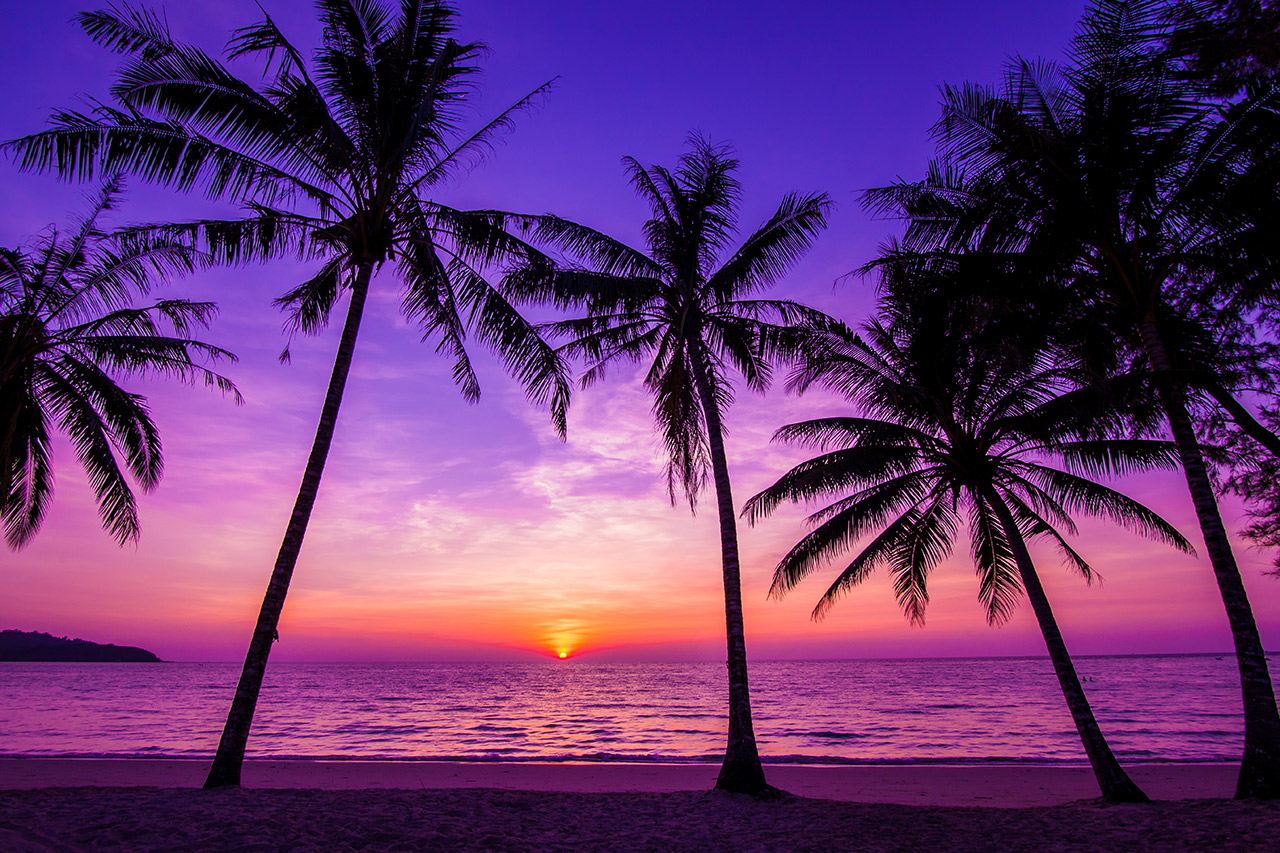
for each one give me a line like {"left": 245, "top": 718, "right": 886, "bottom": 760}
{"left": 744, "top": 296, "right": 1194, "bottom": 802}
{"left": 6, "top": 1, "right": 572, "bottom": 788}
{"left": 505, "top": 137, "right": 832, "bottom": 793}
{"left": 865, "top": 0, "right": 1280, "bottom": 797}
{"left": 1, "top": 179, "right": 236, "bottom": 550}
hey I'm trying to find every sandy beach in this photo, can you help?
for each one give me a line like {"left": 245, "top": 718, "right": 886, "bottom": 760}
{"left": 1, "top": 759, "right": 1276, "bottom": 851}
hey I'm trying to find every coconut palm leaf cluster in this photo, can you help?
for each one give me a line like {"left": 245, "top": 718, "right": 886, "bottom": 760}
{"left": 3, "top": 0, "right": 1278, "bottom": 803}
{"left": 1, "top": 178, "right": 236, "bottom": 550}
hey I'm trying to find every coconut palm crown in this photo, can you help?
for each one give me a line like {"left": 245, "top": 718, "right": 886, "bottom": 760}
{"left": 6, "top": 0, "right": 573, "bottom": 788}
{"left": 744, "top": 294, "right": 1195, "bottom": 801}
{"left": 1, "top": 179, "right": 236, "bottom": 550}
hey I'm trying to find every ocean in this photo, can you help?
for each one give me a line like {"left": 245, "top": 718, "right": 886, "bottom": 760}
{"left": 0, "top": 655, "right": 1249, "bottom": 764}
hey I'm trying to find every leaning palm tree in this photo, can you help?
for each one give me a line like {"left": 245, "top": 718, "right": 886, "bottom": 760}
{"left": 506, "top": 137, "right": 832, "bottom": 793}
{"left": 6, "top": 1, "right": 571, "bottom": 788}
{"left": 744, "top": 296, "right": 1196, "bottom": 803}
{"left": 1, "top": 179, "right": 236, "bottom": 550}
{"left": 865, "top": 0, "right": 1280, "bottom": 797}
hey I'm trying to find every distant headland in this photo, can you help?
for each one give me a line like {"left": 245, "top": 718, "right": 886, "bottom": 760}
{"left": 0, "top": 630, "right": 162, "bottom": 663}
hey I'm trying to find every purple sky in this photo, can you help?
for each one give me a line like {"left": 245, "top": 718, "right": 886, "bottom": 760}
{"left": 4, "top": 0, "right": 1278, "bottom": 662}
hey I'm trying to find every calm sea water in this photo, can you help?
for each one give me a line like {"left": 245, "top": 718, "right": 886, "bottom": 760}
{"left": 0, "top": 656, "right": 1251, "bottom": 764}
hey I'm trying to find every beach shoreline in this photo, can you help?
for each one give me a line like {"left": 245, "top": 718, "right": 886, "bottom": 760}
{"left": 3, "top": 760, "right": 1275, "bottom": 851}
{"left": 0, "top": 757, "right": 1242, "bottom": 806}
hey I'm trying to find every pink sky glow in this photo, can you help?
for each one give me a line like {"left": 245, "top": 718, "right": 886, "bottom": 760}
{"left": 3, "top": 0, "right": 1278, "bottom": 662}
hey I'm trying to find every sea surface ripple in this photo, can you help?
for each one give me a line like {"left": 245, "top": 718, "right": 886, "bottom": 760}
{"left": 0, "top": 656, "right": 1248, "bottom": 764}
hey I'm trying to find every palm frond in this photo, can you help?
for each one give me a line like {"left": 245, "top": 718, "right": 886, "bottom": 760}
{"left": 443, "top": 252, "right": 573, "bottom": 437}
{"left": 1046, "top": 437, "right": 1183, "bottom": 478}
{"left": 273, "top": 259, "right": 344, "bottom": 337}
{"left": 5, "top": 105, "right": 320, "bottom": 205}
{"left": 38, "top": 363, "right": 144, "bottom": 545}
{"left": 742, "top": 446, "right": 922, "bottom": 524}
{"left": 968, "top": 494, "right": 1025, "bottom": 624}
{"left": 1021, "top": 462, "right": 1195, "bottom": 554}
{"left": 777, "top": 495, "right": 926, "bottom": 605}
{"left": 1, "top": 386, "right": 53, "bottom": 549}
{"left": 887, "top": 491, "right": 959, "bottom": 625}
{"left": 706, "top": 191, "right": 831, "bottom": 300}
{"left": 78, "top": 3, "right": 177, "bottom": 60}
{"left": 406, "top": 78, "right": 556, "bottom": 191}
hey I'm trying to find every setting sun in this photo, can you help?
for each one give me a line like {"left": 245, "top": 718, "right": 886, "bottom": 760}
{"left": 558, "top": 651, "right": 568, "bottom": 659}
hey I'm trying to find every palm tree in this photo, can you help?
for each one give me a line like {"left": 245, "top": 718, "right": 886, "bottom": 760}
{"left": 1, "top": 179, "right": 236, "bottom": 550}
{"left": 864, "top": 0, "right": 1280, "bottom": 797}
{"left": 1165, "top": 0, "right": 1280, "bottom": 96}
{"left": 505, "top": 137, "right": 832, "bottom": 793}
{"left": 1221, "top": 403, "right": 1280, "bottom": 574}
{"left": 6, "top": 1, "right": 572, "bottom": 788}
{"left": 743, "top": 295, "right": 1194, "bottom": 802}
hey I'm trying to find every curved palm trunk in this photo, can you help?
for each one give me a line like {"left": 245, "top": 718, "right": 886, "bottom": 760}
{"left": 1139, "top": 321, "right": 1280, "bottom": 799}
{"left": 204, "top": 265, "right": 373, "bottom": 789}
{"left": 0, "top": 360, "right": 27, "bottom": 506}
{"left": 1207, "top": 384, "right": 1280, "bottom": 458}
{"left": 687, "top": 342, "right": 769, "bottom": 794}
{"left": 987, "top": 490, "right": 1148, "bottom": 802}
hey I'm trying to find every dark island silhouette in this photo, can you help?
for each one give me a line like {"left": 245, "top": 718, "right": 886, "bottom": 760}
{"left": 0, "top": 630, "right": 162, "bottom": 662}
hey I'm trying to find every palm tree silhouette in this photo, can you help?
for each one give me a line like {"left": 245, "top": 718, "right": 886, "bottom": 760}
{"left": 865, "top": 0, "right": 1280, "bottom": 797}
{"left": 1, "top": 179, "right": 236, "bottom": 549}
{"left": 7, "top": 1, "right": 572, "bottom": 788}
{"left": 744, "top": 295, "right": 1195, "bottom": 802}
{"left": 507, "top": 136, "right": 832, "bottom": 793}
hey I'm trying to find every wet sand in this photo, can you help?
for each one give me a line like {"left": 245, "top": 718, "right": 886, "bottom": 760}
{"left": 0, "top": 759, "right": 1272, "bottom": 851}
